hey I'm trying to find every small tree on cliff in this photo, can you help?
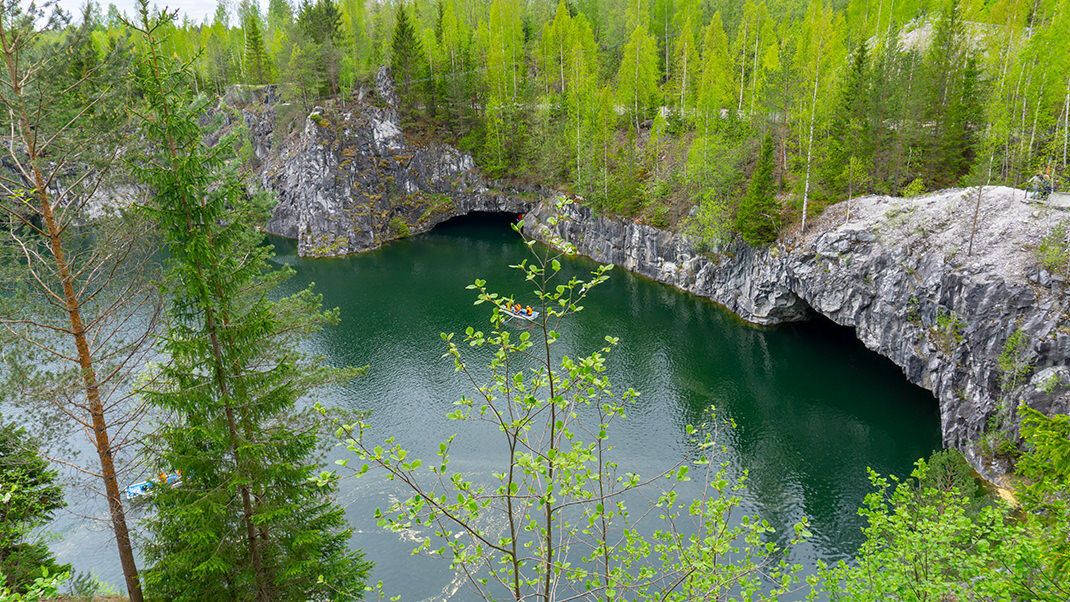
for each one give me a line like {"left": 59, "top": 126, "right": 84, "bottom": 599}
{"left": 736, "top": 134, "right": 780, "bottom": 246}
{"left": 129, "top": 4, "right": 370, "bottom": 600}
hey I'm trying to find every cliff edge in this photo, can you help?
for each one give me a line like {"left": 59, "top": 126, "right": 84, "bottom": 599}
{"left": 525, "top": 189, "right": 1070, "bottom": 478}
{"left": 239, "top": 68, "right": 540, "bottom": 257}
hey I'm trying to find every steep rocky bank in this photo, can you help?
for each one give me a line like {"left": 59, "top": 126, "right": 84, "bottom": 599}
{"left": 236, "top": 72, "right": 1068, "bottom": 477}
{"left": 238, "top": 70, "right": 539, "bottom": 257}
{"left": 523, "top": 190, "right": 1070, "bottom": 478}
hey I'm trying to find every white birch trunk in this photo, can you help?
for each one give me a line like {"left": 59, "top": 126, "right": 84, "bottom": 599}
{"left": 802, "top": 60, "right": 820, "bottom": 235}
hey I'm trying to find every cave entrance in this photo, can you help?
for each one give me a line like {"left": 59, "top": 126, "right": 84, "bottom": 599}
{"left": 430, "top": 210, "right": 523, "bottom": 232}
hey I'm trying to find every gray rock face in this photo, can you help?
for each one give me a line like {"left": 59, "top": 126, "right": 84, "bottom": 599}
{"left": 245, "top": 69, "right": 539, "bottom": 257}
{"left": 524, "top": 191, "right": 1070, "bottom": 479}
{"left": 239, "top": 70, "right": 1068, "bottom": 479}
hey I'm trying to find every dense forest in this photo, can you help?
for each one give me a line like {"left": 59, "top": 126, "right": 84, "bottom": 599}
{"left": 0, "top": 0, "right": 1069, "bottom": 600}
{"left": 83, "top": 0, "right": 1070, "bottom": 243}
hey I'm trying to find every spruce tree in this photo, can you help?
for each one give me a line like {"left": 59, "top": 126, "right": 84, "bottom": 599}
{"left": 736, "top": 134, "right": 779, "bottom": 246}
{"left": 129, "top": 5, "right": 370, "bottom": 601}
{"left": 0, "top": 424, "right": 69, "bottom": 592}
{"left": 823, "top": 39, "right": 872, "bottom": 197}
{"left": 391, "top": 4, "right": 424, "bottom": 117}
{"left": 244, "top": 14, "right": 272, "bottom": 84}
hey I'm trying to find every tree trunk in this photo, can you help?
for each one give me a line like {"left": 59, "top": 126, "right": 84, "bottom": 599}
{"left": 0, "top": 19, "right": 145, "bottom": 601}
{"left": 738, "top": 20, "right": 747, "bottom": 113}
{"left": 802, "top": 61, "right": 820, "bottom": 234}
{"left": 1062, "top": 76, "right": 1069, "bottom": 168}
{"left": 35, "top": 167, "right": 144, "bottom": 602}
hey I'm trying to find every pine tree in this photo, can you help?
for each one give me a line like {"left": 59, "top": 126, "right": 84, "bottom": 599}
{"left": 736, "top": 134, "right": 779, "bottom": 246}
{"left": 129, "top": 5, "right": 371, "bottom": 600}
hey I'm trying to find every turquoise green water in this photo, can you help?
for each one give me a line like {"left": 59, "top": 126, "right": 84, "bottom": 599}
{"left": 266, "top": 212, "right": 941, "bottom": 599}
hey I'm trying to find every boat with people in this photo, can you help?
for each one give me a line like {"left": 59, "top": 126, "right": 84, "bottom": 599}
{"left": 125, "top": 470, "right": 182, "bottom": 499}
{"left": 501, "top": 302, "right": 539, "bottom": 323}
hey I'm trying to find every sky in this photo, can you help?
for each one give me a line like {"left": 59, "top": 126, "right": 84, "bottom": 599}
{"left": 54, "top": 0, "right": 261, "bottom": 24}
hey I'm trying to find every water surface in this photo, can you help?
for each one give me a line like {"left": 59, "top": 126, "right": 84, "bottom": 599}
{"left": 50, "top": 212, "right": 941, "bottom": 598}
{"left": 269, "top": 213, "right": 940, "bottom": 599}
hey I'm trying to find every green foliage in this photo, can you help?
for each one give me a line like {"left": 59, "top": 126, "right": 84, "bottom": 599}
{"left": 1035, "top": 222, "right": 1069, "bottom": 274}
{"left": 0, "top": 569, "right": 65, "bottom": 602}
{"left": 822, "top": 460, "right": 1019, "bottom": 601}
{"left": 0, "top": 424, "right": 68, "bottom": 593}
{"left": 389, "top": 215, "right": 410, "bottom": 236}
{"left": 128, "top": 6, "right": 370, "bottom": 600}
{"left": 998, "top": 328, "right": 1032, "bottom": 392}
{"left": 830, "top": 410, "right": 1070, "bottom": 602}
{"left": 917, "top": 448, "right": 989, "bottom": 514}
{"left": 932, "top": 308, "right": 965, "bottom": 353}
{"left": 902, "top": 177, "right": 926, "bottom": 198}
{"left": 297, "top": 0, "right": 343, "bottom": 44}
{"left": 822, "top": 40, "right": 873, "bottom": 200}
{"left": 29, "top": 0, "right": 1069, "bottom": 229}
{"left": 616, "top": 24, "right": 660, "bottom": 131}
{"left": 1014, "top": 408, "right": 1070, "bottom": 593}
{"left": 65, "top": 570, "right": 120, "bottom": 601}
{"left": 243, "top": 14, "right": 273, "bottom": 84}
{"left": 736, "top": 134, "right": 779, "bottom": 246}
{"left": 325, "top": 198, "right": 811, "bottom": 600}
{"left": 391, "top": 4, "right": 425, "bottom": 118}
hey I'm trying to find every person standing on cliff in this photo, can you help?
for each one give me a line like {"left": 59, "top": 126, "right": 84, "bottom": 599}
{"left": 1029, "top": 173, "right": 1048, "bottom": 199}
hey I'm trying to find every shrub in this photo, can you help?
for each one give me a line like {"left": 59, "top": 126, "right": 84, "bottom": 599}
{"left": 389, "top": 215, "right": 410, "bottom": 237}
{"left": 1035, "top": 222, "right": 1068, "bottom": 274}
{"left": 903, "top": 177, "right": 925, "bottom": 197}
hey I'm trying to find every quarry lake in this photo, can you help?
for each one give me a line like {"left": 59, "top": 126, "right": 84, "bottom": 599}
{"left": 54, "top": 213, "right": 941, "bottom": 599}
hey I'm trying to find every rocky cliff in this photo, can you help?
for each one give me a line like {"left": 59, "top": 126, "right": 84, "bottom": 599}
{"left": 238, "top": 69, "right": 540, "bottom": 257}
{"left": 234, "top": 72, "right": 1068, "bottom": 478}
{"left": 524, "top": 190, "right": 1070, "bottom": 479}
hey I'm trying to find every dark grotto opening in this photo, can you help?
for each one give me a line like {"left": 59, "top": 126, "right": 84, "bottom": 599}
{"left": 429, "top": 210, "right": 523, "bottom": 232}
{"left": 780, "top": 308, "right": 940, "bottom": 411}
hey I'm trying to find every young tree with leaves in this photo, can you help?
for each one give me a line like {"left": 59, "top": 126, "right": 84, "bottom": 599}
{"left": 326, "top": 200, "right": 811, "bottom": 601}
{"left": 616, "top": 23, "right": 659, "bottom": 134}
{"left": 128, "top": 4, "right": 371, "bottom": 600}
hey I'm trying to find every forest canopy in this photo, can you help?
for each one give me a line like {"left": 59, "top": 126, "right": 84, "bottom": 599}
{"left": 61, "top": 0, "right": 1070, "bottom": 244}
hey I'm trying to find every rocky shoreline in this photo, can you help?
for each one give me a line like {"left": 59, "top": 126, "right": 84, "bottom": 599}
{"left": 240, "top": 72, "right": 1069, "bottom": 478}
{"left": 522, "top": 191, "right": 1070, "bottom": 479}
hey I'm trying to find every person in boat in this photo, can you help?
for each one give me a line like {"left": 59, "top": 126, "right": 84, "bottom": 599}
{"left": 525, "top": 306, "right": 532, "bottom": 316}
